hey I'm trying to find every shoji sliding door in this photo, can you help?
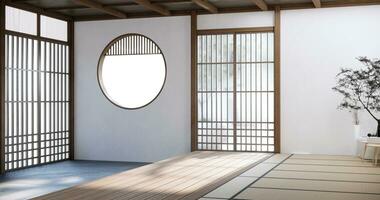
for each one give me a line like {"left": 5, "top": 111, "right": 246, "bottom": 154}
{"left": 196, "top": 29, "right": 276, "bottom": 152}
{"left": 3, "top": 6, "right": 71, "bottom": 172}
{"left": 39, "top": 41, "right": 70, "bottom": 165}
{"left": 4, "top": 35, "right": 40, "bottom": 169}
{"left": 235, "top": 32, "right": 275, "bottom": 152}
{"left": 4, "top": 34, "right": 70, "bottom": 171}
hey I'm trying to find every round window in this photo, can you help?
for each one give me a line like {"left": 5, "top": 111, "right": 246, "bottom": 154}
{"left": 97, "top": 34, "right": 167, "bottom": 109}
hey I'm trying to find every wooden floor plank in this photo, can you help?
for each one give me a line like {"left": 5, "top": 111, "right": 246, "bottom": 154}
{"left": 35, "top": 151, "right": 215, "bottom": 200}
{"left": 110, "top": 152, "right": 249, "bottom": 200}
{"left": 134, "top": 153, "right": 268, "bottom": 200}
{"left": 72, "top": 151, "right": 228, "bottom": 200}
{"left": 169, "top": 154, "right": 269, "bottom": 200}
{"left": 34, "top": 152, "right": 270, "bottom": 200}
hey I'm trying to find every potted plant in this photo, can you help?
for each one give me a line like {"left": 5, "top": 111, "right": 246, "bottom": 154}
{"left": 333, "top": 57, "right": 380, "bottom": 138}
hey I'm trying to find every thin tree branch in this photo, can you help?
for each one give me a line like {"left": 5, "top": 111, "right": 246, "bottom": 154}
{"left": 358, "top": 97, "right": 378, "bottom": 121}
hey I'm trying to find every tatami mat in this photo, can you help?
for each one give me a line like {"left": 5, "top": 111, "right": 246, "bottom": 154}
{"left": 284, "top": 158, "right": 373, "bottom": 167}
{"left": 240, "top": 163, "right": 277, "bottom": 177}
{"left": 252, "top": 178, "right": 380, "bottom": 194}
{"left": 266, "top": 170, "right": 380, "bottom": 183}
{"left": 236, "top": 188, "right": 380, "bottom": 200}
{"left": 228, "top": 154, "right": 380, "bottom": 200}
{"left": 262, "top": 154, "right": 290, "bottom": 163}
{"left": 276, "top": 164, "right": 380, "bottom": 174}
{"left": 204, "top": 176, "right": 257, "bottom": 199}
{"left": 290, "top": 154, "right": 361, "bottom": 161}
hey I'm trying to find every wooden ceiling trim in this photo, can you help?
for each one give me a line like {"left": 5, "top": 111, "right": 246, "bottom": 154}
{"left": 312, "top": 0, "right": 322, "bottom": 8}
{"left": 45, "top": 0, "right": 189, "bottom": 11}
{"left": 133, "top": 0, "right": 171, "bottom": 16}
{"left": 7, "top": 0, "right": 380, "bottom": 22}
{"left": 251, "top": 0, "right": 268, "bottom": 11}
{"left": 192, "top": 0, "right": 218, "bottom": 13}
{"left": 5, "top": 0, "right": 72, "bottom": 21}
{"left": 72, "top": 0, "right": 127, "bottom": 18}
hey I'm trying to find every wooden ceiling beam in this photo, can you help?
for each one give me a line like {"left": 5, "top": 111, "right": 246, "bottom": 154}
{"left": 133, "top": 0, "right": 171, "bottom": 16}
{"left": 250, "top": 0, "right": 268, "bottom": 11}
{"left": 72, "top": 0, "right": 127, "bottom": 18}
{"left": 312, "top": 0, "right": 322, "bottom": 8}
{"left": 192, "top": 0, "right": 218, "bottom": 13}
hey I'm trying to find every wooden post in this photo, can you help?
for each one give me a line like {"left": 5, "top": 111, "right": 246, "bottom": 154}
{"left": 0, "top": 0, "right": 6, "bottom": 174}
{"left": 68, "top": 20, "right": 75, "bottom": 159}
{"left": 191, "top": 11, "right": 197, "bottom": 151}
{"left": 274, "top": 6, "right": 281, "bottom": 153}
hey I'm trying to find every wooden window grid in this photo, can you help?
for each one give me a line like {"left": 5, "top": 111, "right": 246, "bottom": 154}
{"left": 195, "top": 29, "right": 276, "bottom": 152}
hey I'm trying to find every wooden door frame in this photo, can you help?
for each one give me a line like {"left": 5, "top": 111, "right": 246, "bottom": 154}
{"left": 0, "top": 0, "right": 6, "bottom": 174}
{"left": 190, "top": 10, "right": 281, "bottom": 153}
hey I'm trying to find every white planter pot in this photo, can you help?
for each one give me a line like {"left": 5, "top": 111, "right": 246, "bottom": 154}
{"left": 354, "top": 125, "right": 361, "bottom": 139}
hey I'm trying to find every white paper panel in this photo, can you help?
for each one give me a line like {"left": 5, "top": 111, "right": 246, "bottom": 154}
{"left": 5, "top": 6, "right": 37, "bottom": 35}
{"left": 41, "top": 15, "right": 68, "bottom": 41}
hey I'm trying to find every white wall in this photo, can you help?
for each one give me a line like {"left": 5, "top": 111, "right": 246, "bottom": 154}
{"left": 74, "top": 6, "right": 380, "bottom": 162}
{"left": 281, "top": 5, "right": 380, "bottom": 155}
{"left": 74, "top": 16, "right": 190, "bottom": 162}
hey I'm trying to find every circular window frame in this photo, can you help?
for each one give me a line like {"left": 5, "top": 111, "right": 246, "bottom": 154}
{"left": 97, "top": 33, "right": 167, "bottom": 110}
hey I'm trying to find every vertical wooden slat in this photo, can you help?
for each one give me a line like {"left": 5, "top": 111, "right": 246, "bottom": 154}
{"left": 232, "top": 33, "right": 237, "bottom": 151}
{"left": 0, "top": 0, "right": 6, "bottom": 174}
{"left": 191, "top": 11, "right": 197, "bottom": 151}
{"left": 68, "top": 20, "right": 74, "bottom": 159}
{"left": 60, "top": 44, "right": 62, "bottom": 156}
{"left": 15, "top": 36, "right": 19, "bottom": 169}
{"left": 10, "top": 36, "right": 14, "bottom": 169}
{"left": 43, "top": 41, "right": 46, "bottom": 163}
{"left": 210, "top": 35, "right": 213, "bottom": 150}
{"left": 274, "top": 7, "right": 281, "bottom": 153}
{"left": 36, "top": 14, "right": 41, "bottom": 165}
{"left": 49, "top": 42, "right": 52, "bottom": 162}
{"left": 25, "top": 38, "right": 29, "bottom": 166}
{"left": 20, "top": 36, "right": 24, "bottom": 168}
{"left": 4, "top": 35, "right": 8, "bottom": 171}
